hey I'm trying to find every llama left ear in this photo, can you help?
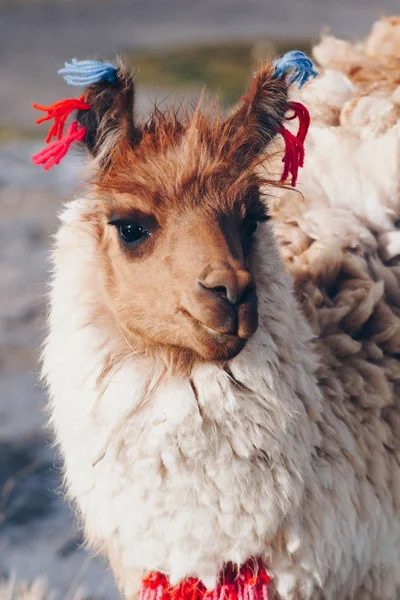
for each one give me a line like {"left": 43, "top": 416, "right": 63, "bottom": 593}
{"left": 225, "top": 62, "right": 289, "bottom": 156}
{"left": 223, "top": 51, "right": 317, "bottom": 186}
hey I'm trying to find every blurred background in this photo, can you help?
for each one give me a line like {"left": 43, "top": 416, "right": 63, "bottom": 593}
{"left": 0, "top": 0, "right": 399, "bottom": 598}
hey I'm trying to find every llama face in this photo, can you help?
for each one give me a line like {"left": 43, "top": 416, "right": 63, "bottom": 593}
{"left": 78, "top": 62, "right": 289, "bottom": 362}
{"left": 92, "top": 154, "right": 270, "bottom": 362}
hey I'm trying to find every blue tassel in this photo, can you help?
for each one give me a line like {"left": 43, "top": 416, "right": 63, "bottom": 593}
{"left": 58, "top": 58, "right": 117, "bottom": 87}
{"left": 273, "top": 51, "right": 318, "bottom": 89}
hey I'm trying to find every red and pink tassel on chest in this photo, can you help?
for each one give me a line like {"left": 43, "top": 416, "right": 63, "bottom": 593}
{"left": 140, "top": 560, "right": 271, "bottom": 600}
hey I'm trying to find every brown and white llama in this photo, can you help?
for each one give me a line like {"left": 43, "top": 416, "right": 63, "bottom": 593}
{"left": 40, "top": 20, "right": 400, "bottom": 600}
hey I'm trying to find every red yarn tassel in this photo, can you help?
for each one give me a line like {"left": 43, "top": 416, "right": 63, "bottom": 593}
{"left": 32, "top": 122, "right": 87, "bottom": 170}
{"left": 33, "top": 96, "right": 90, "bottom": 143}
{"left": 278, "top": 101, "right": 310, "bottom": 187}
{"left": 140, "top": 560, "right": 270, "bottom": 600}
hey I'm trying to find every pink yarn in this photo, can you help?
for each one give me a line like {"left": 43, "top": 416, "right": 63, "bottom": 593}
{"left": 33, "top": 96, "right": 90, "bottom": 143}
{"left": 278, "top": 100, "right": 311, "bottom": 187}
{"left": 32, "top": 122, "right": 87, "bottom": 170}
{"left": 140, "top": 561, "right": 270, "bottom": 600}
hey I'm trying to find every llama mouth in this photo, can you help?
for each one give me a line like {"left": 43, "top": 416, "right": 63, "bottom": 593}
{"left": 196, "top": 321, "right": 238, "bottom": 342}
{"left": 181, "top": 310, "right": 242, "bottom": 344}
{"left": 191, "top": 317, "right": 248, "bottom": 360}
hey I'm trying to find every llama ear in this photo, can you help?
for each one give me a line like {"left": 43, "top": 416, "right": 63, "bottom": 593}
{"left": 70, "top": 60, "right": 140, "bottom": 161}
{"left": 32, "top": 58, "right": 141, "bottom": 171}
{"left": 222, "top": 62, "right": 289, "bottom": 161}
{"left": 222, "top": 51, "right": 317, "bottom": 185}
{"left": 223, "top": 52, "right": 317, "bottom": 156}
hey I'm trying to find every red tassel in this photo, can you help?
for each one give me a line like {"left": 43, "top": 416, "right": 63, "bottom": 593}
{"left": 139, "top": 560, "right": 270, "bottom": 600}
{"left": 278, "top": 101, "right": 310, "bottom": 187}
{"left": 32, "top": 122, "right": 87, "bottom": 170}
{"left": 33, "top": 96, "right": 90, "bottom": 143}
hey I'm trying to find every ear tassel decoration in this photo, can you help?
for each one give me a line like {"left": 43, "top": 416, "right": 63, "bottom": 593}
{"left": 279, "top": 101, "right": 311, "bottom": 187}
{"left": 271, "top": 50, "right": 316, "bottom": 186}
{"left": 32, "top": 121, "right": 87, "bottom": 170}
{"left": 140, "top": 560, "right": 270, "bottom": 600}
{"left": 273, "top": 50, "right": 318, "bottom": 89}
{"left": 242, "top": 52, "right": 316, "bottom": 186}
{"left": 33, "top": 96, "right": 91, "bottom": 143}
{"left": 32, "top": 58, "right": 117, "bottom": 169}
{"left": 58, "top": 58, "right": 117, "bottom": 86}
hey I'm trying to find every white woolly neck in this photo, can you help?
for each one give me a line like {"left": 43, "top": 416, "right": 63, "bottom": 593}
{"left": 44, "top": 197, "right": 323, "bottom": 589}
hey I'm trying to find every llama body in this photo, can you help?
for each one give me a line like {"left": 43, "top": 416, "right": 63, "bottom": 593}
{"left": 44, "top": 195, "right": 400, "bottom": 600}
{"left": 41, "top": 18, "right": 400, "bottom": 600}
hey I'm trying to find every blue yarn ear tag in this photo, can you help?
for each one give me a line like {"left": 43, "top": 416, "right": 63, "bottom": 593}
{"left": 58, "top": 58, "right": 117, "bottom": 86}
{"left": 273, "top": 51, "right": 318, "bottom": 89}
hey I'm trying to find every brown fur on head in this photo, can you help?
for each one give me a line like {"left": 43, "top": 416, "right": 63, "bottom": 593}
{"left": 77, "top": 61, "right": 289, "bottom": 363}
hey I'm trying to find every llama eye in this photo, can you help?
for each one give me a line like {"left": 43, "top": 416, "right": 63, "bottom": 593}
{"left": 243, "top": 218, "right": 258, "bottom": 236}
{"left": 116, "top": 223, "right": 150, "bottom": 245}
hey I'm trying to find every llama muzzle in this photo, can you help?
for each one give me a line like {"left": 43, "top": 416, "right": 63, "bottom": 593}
{"left": 180, "top": 263, "right": 258, "bottom": 360}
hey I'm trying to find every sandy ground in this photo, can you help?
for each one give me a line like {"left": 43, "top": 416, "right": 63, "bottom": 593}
{"left": 1, "top": 0, "right": 400, "bottom": 598}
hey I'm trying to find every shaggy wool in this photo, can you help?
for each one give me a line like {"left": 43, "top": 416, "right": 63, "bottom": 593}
{"left": 42, "top": 17, "right": 400, "bottom": 600}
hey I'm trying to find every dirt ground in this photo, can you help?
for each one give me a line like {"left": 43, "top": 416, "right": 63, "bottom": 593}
{"left": 1, "top": 0, "right": 399, "bottom": 598}
{"left": 0, "top": 145, "right": 120, "bottom": 599}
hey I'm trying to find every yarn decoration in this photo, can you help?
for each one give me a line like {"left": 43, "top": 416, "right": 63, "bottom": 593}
{"left": 32, "top": 122, "right": 87, "bottom": 170}
{"left": 33, "top": 96, "right": 90, "bottom": 143}
{"left": 273, "top": 50, "right": 318, "bottom": 89}
{"left": 32, "top": 59, "right": 118, "bottom": 169}
{"left": 273, "top": 50, "right": 316, "bottom": 186}
{"left": 278, "top": 101, "right": 311, "bottom": 187}
{"left": 140, "top": 560, "right": 271, "bottom": 600}
{"left": 58, "top": 58, "right": 117, "bottom": 86}
{"left": 241, "top": 51, "right": 316, "bottom": 186}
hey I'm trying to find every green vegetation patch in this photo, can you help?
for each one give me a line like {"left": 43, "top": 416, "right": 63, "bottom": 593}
{"left": 125, "top": 39, "right": 312, "bottom": 105}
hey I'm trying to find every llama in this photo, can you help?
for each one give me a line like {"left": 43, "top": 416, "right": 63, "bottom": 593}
{"left": 39, "top": 19, "right": 400, "bottom": 600}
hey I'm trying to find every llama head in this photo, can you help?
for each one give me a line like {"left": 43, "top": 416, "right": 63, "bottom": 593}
{"left": 73, "top": 62, "right": 293, "bottom": 363}
{"left": 71, "top": 62, "right": 292, "bottom": 364}
{"left": 43, "top": 57, "right": 311, "bottom": 364}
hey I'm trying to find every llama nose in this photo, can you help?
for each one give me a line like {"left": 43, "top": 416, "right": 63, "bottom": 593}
{"left": 199, "top": 266, "right": 253, "bottom": 305}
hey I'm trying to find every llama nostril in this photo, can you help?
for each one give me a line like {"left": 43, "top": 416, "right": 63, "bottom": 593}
{"left": 199, "top": 268, "right": 253, "bottom": 305}
{"left": 199, "top": 280, "right": 238, "bottom": 304}
{"left": 206, "top": 284, "right": 230, "bottom": 302}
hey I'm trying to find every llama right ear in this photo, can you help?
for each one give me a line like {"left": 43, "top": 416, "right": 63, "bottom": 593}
{"left": 32, "top": 58, "right": 140, "bottom": 170}
{"left": 62, "top": 59, "right": 140, "bottom": 162}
